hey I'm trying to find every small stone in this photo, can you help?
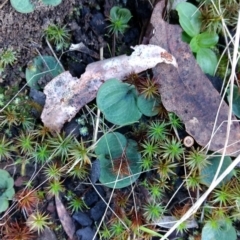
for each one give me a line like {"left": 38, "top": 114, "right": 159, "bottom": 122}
{"left": 76, "top": 227, "right": 98, "bottom": 240}
{"left": 63, "top": 119, "right": 80, "bottom": 138}
{"left": 14, "top": 176, "right": 28, "bottom": 187}
{"left": 90, "top": 160, "right": 100, "bottom": 184}
{"left": 94, "top": 185, "right": 105, "bottom": 198}
{"left": 29, "top": 84, "right": 46, "bottom": 106}
{"left": 90, "top": 12, "right": 106, "bottom": 35}
{"left": 84, "top": 189, "right": 99, "bottom": 207}
{"left": 73, "top": 212, "right": 93, "bottom": 227}
{"left": 90, "top": 200, "right": 106, "bottom": 221}
{"left": 37, "top": 227, "right": 57, "bottom": 240}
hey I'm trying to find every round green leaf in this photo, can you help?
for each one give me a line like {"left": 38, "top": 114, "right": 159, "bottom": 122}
{"left": 202, "top": 220, "right": 237, "bottom": 240}
{"left": 25, "top": 56, "right": 63, "bottom": 90}
{"left": 196, "top": 48, "right": 218, "bottom": 75}
{"left": 200, "top": 155, "right": 233, "bottom": 187}
{"left": 3, "top": 188, "right": 15, "bottom": 200}
{"left": 0, "top": 169, "right": 14, "bottom": 189}
{"left": 0, "top": 170, "right": 15, "bottom": 213}
{"left": 176, "top": 2, "right": 202, "bottom": 37}
{"left": 42, "top": 0, "right": 62, "bottom": 6}
{"left": 95, "top": 133, "right": 142, "bottom": 188}
{"left": 95, "top": 132, "right": 127, "bottom": 157}
{"left": 98, "top": 141, "right": 142, "bottom": 188}
{"left": 10, "top": 0, "right": 34, "bottom": 13}
{"left": 137, "top": 95, "right": 159, "bottom": 117}
{"left": 97, "top": 79, "right": 142, "bottom": 125}
{"left": 0, "top": 198, "right": 9, "bottom": 213}
{"left": 227, "top": 85, "right": 240, "bottom": 118}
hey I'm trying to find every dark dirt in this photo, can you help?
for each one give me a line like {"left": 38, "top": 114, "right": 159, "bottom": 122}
{"left": 0, "top": 0, "right": 77, "bottom": 85}
{"left": 0, "top": 0, "right": 152, "bottom": 86}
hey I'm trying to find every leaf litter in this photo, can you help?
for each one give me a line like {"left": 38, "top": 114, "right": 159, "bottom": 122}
{"left": 149, "top": 1, "right": 240, "bottom": 156}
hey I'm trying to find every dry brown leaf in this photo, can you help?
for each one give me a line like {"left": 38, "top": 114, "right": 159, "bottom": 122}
{"left": 38, "top": 228, "right": 58, "bottom": 240}
{"left": 55, "top": 195, "right": 75, "bottom": 239}
{"left": 41, "top": 44, "right": 177, "bottom": 132}
{"left": 149, "top": 1, "right": 240, "bottom": 156}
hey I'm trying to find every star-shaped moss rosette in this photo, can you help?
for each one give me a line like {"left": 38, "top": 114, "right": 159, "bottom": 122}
{"left": 0, "top": 169, "right": 15, "bottom": 213}
{"left": 95, "top": 132, "right": 142, "bottom": 189}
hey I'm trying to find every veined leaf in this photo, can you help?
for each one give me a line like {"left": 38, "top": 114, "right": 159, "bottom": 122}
{"left": 97, "top": 79, "right": 142, "bottom": 125}
{"left": 196, "top": 48, "right": 218, "bottom": 75}
{"left": 176, "top": 2, "right": 202, "bottom": 37}
{"left": 190, "top": 32, "right": 219, "bottom": 52}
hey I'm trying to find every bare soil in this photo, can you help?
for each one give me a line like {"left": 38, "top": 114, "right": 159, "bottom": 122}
{"left": 0, "top": 0, "right": 76, "bottom": 85}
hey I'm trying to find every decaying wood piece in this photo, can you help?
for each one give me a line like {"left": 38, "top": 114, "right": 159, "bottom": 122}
{"left": 41, "top": 44, "right": 177, "bottom": 132}
{"left": 149, "top": 1, "right": 240, "bottom": 156}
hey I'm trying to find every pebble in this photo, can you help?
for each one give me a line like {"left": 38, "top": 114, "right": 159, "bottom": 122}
{"left": 73, "top": 212, "right": 93, "bottom": 227}
{"left": 76, "top": 227, "right": 98, "bottom": 240}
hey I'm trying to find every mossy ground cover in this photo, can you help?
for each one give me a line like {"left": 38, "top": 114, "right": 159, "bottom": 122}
{"left": 0, "top": 0, "right": 240, "bottom": 240}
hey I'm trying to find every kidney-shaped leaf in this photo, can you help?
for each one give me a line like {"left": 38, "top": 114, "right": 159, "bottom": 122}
{"left": 0, "top": 170, "right": 14, "bottom": 194}
{"left": 98, "top": 150, "right": 141, "bottom": 189}
{"left": 96, "top": 133, "right": 142, "bottom": 189}
{"left": 0, "top": 198, "right": 9, "bottom": 213}
{"left": 137, "top": 95, "right": 159, "bottom": 117}
{"left": 202, "top": 220, "right": 237, "bottom": 240}
{"left": 10, "top": 0, "right": 34, "bottom": 13}
{"left": 0, "top": 170, "right": 15, "bottom": 213}
{"left": 25, "top": 56, "right": 63, "bottom": 90}
{"left": 97, "top": 79, "right": 142, "bottom": 125}
{"left": 176, "top": 2, "right": 201, "bottom": 37}
{"left": 95, "top": 132, "right": 127, "bottom": 158}
{"left": 200, "top": 155, "right": 234, "bottom": 187}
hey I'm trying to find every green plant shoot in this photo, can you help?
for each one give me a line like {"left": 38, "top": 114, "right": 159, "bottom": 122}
{"left": 108, "top": 6, "right": 132, "bottom": 37}
{"left": 176, "top": 2, "right": 219, "bottom": 75}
